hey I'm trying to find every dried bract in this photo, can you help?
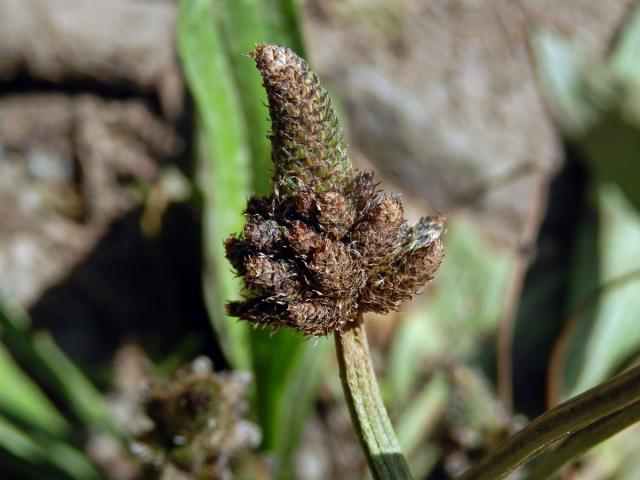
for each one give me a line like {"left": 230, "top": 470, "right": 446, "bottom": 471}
{"left": 225, "top": 44, "right": 445, "bottom": 336}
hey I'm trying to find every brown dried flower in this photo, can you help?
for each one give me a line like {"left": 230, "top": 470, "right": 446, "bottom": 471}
{"left": 130, "top": 357, "right": 261, "bottom": 479}
{"left": 225, "top": 44, "right": 445, "bottom": 336}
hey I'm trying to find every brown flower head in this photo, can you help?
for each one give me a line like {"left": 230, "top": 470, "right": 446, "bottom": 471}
{"left": 225, "top": 44, "right": 445, "bottom": 336}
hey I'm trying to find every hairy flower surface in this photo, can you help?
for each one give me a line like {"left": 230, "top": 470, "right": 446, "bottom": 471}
{"left": 226, "top": 44, "right": 445, "bottom": 336}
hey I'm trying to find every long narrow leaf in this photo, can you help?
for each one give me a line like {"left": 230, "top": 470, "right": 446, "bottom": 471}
{"left": 31, "top": 332, "right": 113, "bottom": 430}
{"left": 0, "top": 301, "right": 112, "bottom": 431}
{"left": 396, "top": 372, "right": 448, "bottom": 456}
{"left": 0, "top": 415, "right": 100, "bottom": 480}
{"left": 564, "top": 185, "right": 640, "bottom": 399}
{"left": 219, "top": 0, "right": 272, "bottom": 194}
{"left": 177, "top": 0, "right": 253, "bottom": 368}
{"left": 0, "top": 342, "right": 69, "bottom": 437}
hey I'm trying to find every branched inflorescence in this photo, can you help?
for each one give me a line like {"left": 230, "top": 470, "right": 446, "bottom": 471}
{"left": 225, "top": 44, "right": 445, "bottom": 336}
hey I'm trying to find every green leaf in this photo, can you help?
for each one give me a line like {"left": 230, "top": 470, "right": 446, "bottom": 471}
{"left": 395, "top": 372, "right": 448, "bottom": 457}
{"left": 533, "top": 28, "right": 640, "bottom": 211}
{"left": 0, "top": 300, "right": 113, "bottom": 431}
{"left": 252, "top": 332, "right": 330, "bottom": 478}
{"left": 610, "top": 2, "right": 640, "bottom": 83}
{"left": 387, "top": 309, "right": 440, "bottom": 407}
{"left": 0, "top": 342, "right": 69, "bottom": 437}
{"left": 31, "top": 332, "right": 113, "bottom": 430}
{"left": 580, "top": 108, "right": 640, "bottom": 213}
{"left": 177, "top": 0, "right": 253, "bottom": 368}
{"left": 0, "top": 415, "right": 101, "bottom": 480}
{"left": 217, "top": 0, "right": 307, "bottom": 195}
{"left": 262, "top": 0, "right": 306, "bottom": 53}
{"left": 531, "top": 30, "right": 597, "bottom": 135}
{"left": 218, "top": 0, "right": 273, "bottom": 194}
{"left": 562, "top": 184, "right": 640, "bottom": 400}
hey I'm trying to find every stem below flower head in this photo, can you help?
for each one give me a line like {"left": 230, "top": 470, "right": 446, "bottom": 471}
{"left": 335, "top": 319, "right": 413, "bottom": 480}
{"left": 458, "top": 364, "right": 640, "bottom": 480}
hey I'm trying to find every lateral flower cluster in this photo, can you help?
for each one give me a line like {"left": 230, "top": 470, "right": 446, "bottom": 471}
{"left": 225, "top": 44, "right": 445, "bottom": 336}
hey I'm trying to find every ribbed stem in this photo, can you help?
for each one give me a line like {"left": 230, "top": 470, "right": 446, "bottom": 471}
{"left": 335, "top": 321, "right": 413, "bottom": 480}
{"left": 458, "top": 364, "right": 640, "bottom": 480}
{"left": 523, "top": 400, "right": 640, "bottom": 480}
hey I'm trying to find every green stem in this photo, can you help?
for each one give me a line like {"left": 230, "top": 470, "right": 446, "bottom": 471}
{"left": 458, "top": 364, "right": 640, "bottom": 480}
{"left": 335, "top": 321, "right": 413, "bottom": 479}
{"left": 523, "top": 400, "right": 640, "bottom": 480}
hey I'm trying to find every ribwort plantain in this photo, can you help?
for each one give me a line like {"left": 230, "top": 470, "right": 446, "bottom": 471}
{"left": 225, "top": 44, "right": 445, "bottom": 337}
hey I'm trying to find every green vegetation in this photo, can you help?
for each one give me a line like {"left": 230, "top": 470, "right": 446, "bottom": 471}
{"left": 1, "top": 1, "right": 640, "bottom": 479}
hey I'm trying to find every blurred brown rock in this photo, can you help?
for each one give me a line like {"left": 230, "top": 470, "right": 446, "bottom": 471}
{"left": 0, "top": 0, "right": 182, "bottom": 117}
{"left": 303, "top": 0, "right": 633, "bottom": 248}
{"left": 0, "top": 94, "right": 181, "bottom": 306}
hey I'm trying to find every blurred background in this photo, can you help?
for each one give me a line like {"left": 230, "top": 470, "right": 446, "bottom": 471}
{"left": 1, "top": 0, "right": 639, "bottom": 478}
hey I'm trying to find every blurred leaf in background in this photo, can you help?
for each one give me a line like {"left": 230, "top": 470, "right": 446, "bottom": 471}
{"left": 561, "top": 185, "right": 640, "bottom": 399}
{"left": 384, "top": 213, "right": 518, "bottom": 477}
{"left": 385, "top": 212, "right": 516, "bottom": 425}
{"left": 533, "top": 2, "right": 640, "bottom": 213}
{"left": 532, "top": 1, "right": 640, "bottom": 403}
{"left": 0, "top": 299, "right": 113, "bottom": 479}
{"left": 419, "top": 216, "right": 516, "bottom": 360}
{"left": 532, "top": 3, "right": 640, "bottom": 476}
{"left": 0, "top": 341, "right": 69, "bottom": 438}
